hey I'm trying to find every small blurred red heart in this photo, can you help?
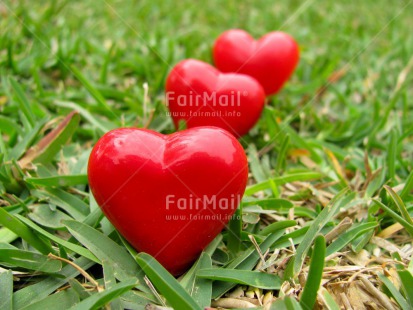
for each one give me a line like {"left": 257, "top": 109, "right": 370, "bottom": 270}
{"left": 88, "top": 127, "right": 248, "bottom": 275}
{"left": 213, "top": 29, "right": 299, "bottom": 96}
{"left": 166, "top": 59, "right": 265, "bottom": 137}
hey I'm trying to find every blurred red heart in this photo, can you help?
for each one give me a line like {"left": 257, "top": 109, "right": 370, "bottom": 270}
{"left": 88, "top": 127, "right": 248, "bottom": 275}
{"left": 166, "top": 59, "right": 265, "bottom": 137}
{"left": 213, "top": 29, "right": 299, "bottom": 96}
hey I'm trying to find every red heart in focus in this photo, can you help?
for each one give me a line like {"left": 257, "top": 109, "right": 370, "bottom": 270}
{"left": 88, "top": 127, "right": 248, "bottom": 275}
{"left": 166, "top": 59, "right": 265, "bottom": 137}
{"left": 213, "top": 29, "right": 299, "bottom": 96}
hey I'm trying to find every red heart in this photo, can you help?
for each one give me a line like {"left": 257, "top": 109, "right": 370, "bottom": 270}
{"left": 166, "top": 59, "right": 265, "bottom": 137}
{"left": 88, "top": 127, "right": 248, "bottom": 275}
{"left": 213, "top": 29, "right": 299, "bottom": 96}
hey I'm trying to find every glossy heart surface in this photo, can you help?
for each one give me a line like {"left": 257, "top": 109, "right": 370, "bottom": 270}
{"left": 88, "top": 127, "right": 248, "bottom": 275}
{"left": 166, "top": 59, "right": 265, "bottom": 137}
{"left": 213, "top": 29, "right": 299, "bottom": 96}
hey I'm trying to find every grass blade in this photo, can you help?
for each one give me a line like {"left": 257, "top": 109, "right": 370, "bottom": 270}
{"left": 372, "top": 199, "right": 413, "bottom": 236}
{"left": 400, "top": 170, "right": 413, "bottom": 199}
{"left": 272, "top": 226, "right": 312, "bottom": 249}
{"left": 227, "top": 207, "right": 243, "bottom": 256}
{"left": 70, "top": 66, "right": 117, "bottom": 120}
{"left": 378, "top": 273, "right": 409, "bottom": 309}
{"left": 398, "top": 269, "right": 413, "bottom": 306}
{"left": 261, "top": 220, "right": 297, "bottom": 236}
{"left": 9, "top": 119, "right": 47, "bottom": 161}
{"left": 204, "top": 234, "right": 222, "bottom": 257}
{"left": 13, "top": 257, "right": 94, "bottom": 309}
{"left": 299, "top": 235, "right": 326, "bottom": 309}
{"left": 271, "top": 297, "right": 302, "bottom": 309}
{"left": 0, "top": 269, "right": 13, "bottom": 310}
{"left": 248, "top": 144, "right": 270, "bottom": 183}
{"left": 68, "top": 279, "right": 92, "bottom": 300}
{"left": 9, "top": 78, "right": 35, "bottom": 127}
{"left": 197, "top": 269, "right": 281, "bottom": 290}
{"left": 227, "top": 222, "right": 296, "bottom": 272}
{"left": 120, "top": 291, "right": 158, "bottom": 309}
{"left": 0, "top": 208, "right": 53, "bottom": 255}
{"left": 15, "top": 215, "right": 98, "bottom": 263}
{"left": 55, "top": 100, "right": 115, "bottom": 133}
{"left": 293, "top": 189, "right": 352, "bottom": 277}
{"left": 192, "top": 253, "right": 212, "bottom": 308}
{"left": 26, "top": 175, "right": 88, "bottom": 187}
{"left": 63, "top": 220, "right": 144, "bottom": 285}
{"left": 135, "top": 252, "right": 202, "bottom": 310}
{"left": 351, "top": 229, "right": 374, "bottom": 253}
{"left": 212, "top": 221, "right": 295, "bottom": 298}
{"left": 242, "top": 198, "right": 293, "bottom": 210}
{"left": 99, "top": 43, "right": 116, "bottom": 84}
{"left": 386, "top": 129, "right": 397, "bottom": 181}
{"left": 18, "top": 112, "right": 80, "bottom": 168}
{"left": 31, "top": 189, "right": 88, "bottom": 221}
{"left": 21, "top": 289, "right": 79, "bottom": 310}
{"left": 0, "top": 227, "right": 18, "bottom": 244}
{"left": 326, "top": 222, "right": 377, "bottom": 256}
{"left": 68, "top": 279, "right": 137, "bottom": 310}
{"left": 0, "top": 249, "right": 62, "bottom": 273}
{"left": 320, "top": 288, "right": 340, "bottom": 310}
{"left": 276, "top": 134, "right": 290, "bottom": 173}
{"left": 0, "top": 115, "right": 23, "bottom": 136}
{"left": 384, "top": 185, "right": 413, "bottom": 225}
{"left": 245, "top": 172, "right": 324, "bottom": 196}
{"left": 28, "top": 204, "right": 73, "bottom": 230}
{"left": 180, "top": 252, "right": 208, "bottom": 295}
{"left": 103, "top": 260, "right": 122, "bottom": 310}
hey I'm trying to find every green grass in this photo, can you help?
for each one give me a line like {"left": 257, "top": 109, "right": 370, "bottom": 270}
{"left": 1, "top": 0, "right": 413, "bottom": 309}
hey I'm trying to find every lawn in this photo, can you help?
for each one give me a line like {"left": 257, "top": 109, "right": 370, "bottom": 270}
{"left": 1, "top": 0, "right": 413, "bottom": 309}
